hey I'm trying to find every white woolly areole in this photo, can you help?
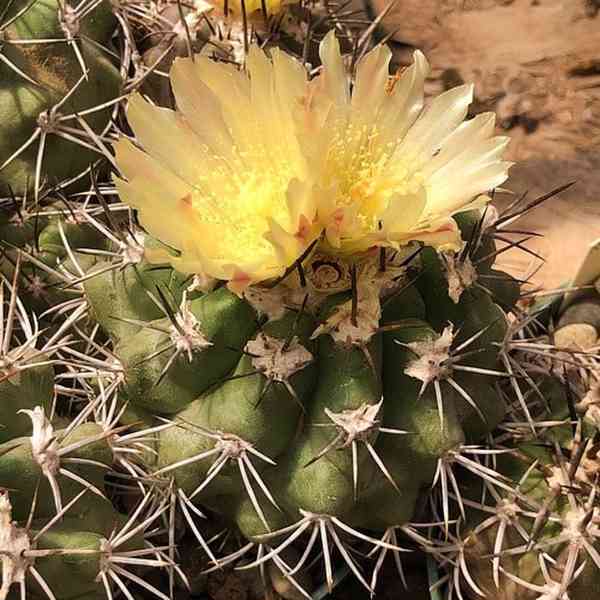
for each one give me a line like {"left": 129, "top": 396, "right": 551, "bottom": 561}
{"left": 245, "top": 333, "right": 313, "bottom": 382}
{"left": 324, "top": 401, "right": 382, "bottom": 446}
{"left": 173, "top": 1, "right": 211, "bottom": 40}
{"left": 312, "top": 297, "right": 381, "bottom": 346}
{"left": 21, "top": 407, "right": 60, "bottom": 479}
{"left": 0, "top": 493, "right": 32, "bottom": 597}
{"left": 405, "top": 326, "right": 454, "bottom": 384}
{"left": 537, "top": 582, "right": 566, "bottom": 600}
{"left": 120, "top": 233, "right": 146, "bottom": 266}
{"left": 187, "top": 272, "right": 217, "bottom": 294}
{"left": 442, "top": 251, "right": 477, "bottom": 304}
{"left": 59, "top": 3, "right": 80, "bottom": 37}
{"left": 496, "top": 498, "right": 520, "bottom": 520}
{"left": 377, "top": 247, "right": 415, "bottom": 299}
{"left": 25, "top": 274, "right": 47, "bottom": 301}
{"left": 98, "top": 538, "right": 112, "bottom": 575}
{"left": 170, "top": 296, "right": 212, "bottom": 361}
{"left": 562, "top": 505, "right": 599, "bottom": 541}
{"left": 243, "top": 286, "right": 289, "bottom": 321}
{"left": 214, "top": 433, "right": 253, "bottom": 459}
{"left": 199, "top": 18, "right": 247, "bottom": 64}
{"left": 0, "top": 355, "right": 17, "bottom": 382}
{"left": 311, "top": 260, "right": 392, "bottom": 346}
{"left": 546, "top": 462, "right": 591, "bottom": 492}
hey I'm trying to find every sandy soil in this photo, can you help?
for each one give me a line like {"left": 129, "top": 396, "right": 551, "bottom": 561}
{"left": 366, "top": 0, "right": 600, "bottom": 288}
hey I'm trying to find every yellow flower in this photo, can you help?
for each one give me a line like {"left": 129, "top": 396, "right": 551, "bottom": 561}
{"left": 115, "top": 46, "right": 320, "bottom": 293}
{"left": 210, "top": 0, "right": 289, "bottom": 15}
{"left": 115, "top": 32, "right": 511, "bottom": 291}
{"left": 308, "top": 32, "right": 512, "bottom": 254}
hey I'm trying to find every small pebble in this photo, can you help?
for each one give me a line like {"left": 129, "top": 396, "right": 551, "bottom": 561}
{"left": 554, "top": 323, "right": 598, "bottom": 350}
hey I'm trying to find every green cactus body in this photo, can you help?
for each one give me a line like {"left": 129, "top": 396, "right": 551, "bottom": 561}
{"left": 0, "top": 0, "right": 121, "bottom": 194}
{"left": 52, "top": 208, "right": 508, "bottom": 556}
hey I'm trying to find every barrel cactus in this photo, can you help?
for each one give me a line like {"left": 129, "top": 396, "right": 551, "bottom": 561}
{"left": 84, "top": 28, "right": 516, "bottom": 596}
{"left": 0, "top": 263, "right": 173, "bottom": 600}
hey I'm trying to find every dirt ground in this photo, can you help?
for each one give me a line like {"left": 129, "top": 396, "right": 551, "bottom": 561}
{"left": 367, "top": 0, "right": 600, "bottom": 289}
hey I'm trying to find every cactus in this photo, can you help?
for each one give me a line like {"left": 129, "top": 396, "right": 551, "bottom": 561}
{"left": 0, "top": 2, "right": 598, "bottom": 600}
{"left": 57, "top": 27, "right": 518, "bottom": 596}
{"left": 0, "top": 266, "right": 173, "bottom": 600}
{"left": 0, "top": 0, "right": 126, "bottom": 198}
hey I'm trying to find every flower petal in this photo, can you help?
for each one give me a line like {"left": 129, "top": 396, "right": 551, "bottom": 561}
{"left": 351, "top": 43, "right": 392, "bottom": 117}
{"left": 420, "top": 112, "right": 497, "bottom": 179}
{"left": 378, "top": 49, "right": 430, "bottom": 145}
{"left": 395, "top": 83, "right": 474, "bottom": 166}
{"left": 170, "top": 57, "right": 233, "bottom": 156}
{"left": 126, "top": 94, "right": 216, "bottom": 185}
{"left": 318, "top": 30, "right": 349, "bottom": 106}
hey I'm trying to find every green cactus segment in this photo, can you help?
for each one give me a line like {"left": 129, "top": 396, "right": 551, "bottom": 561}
{"left": 0, "top": 418, "right": 112, "bottom": 522}
{"left": 27, "top": 527, "right": 104, "bottom": 599}
{"left": 58, "top": 203, "right": 514, "bottom": 565}
{"left": 383, "top": 321, "right": 464, "bottom": 483}
{"left": 415, "top": 209, "right": 519, "bottom": 333}
{"left": 0, "top": 0, "right": 122, "bottom": 195}
{"left": 0, "top": 211, "right": 49, "bottom": 248}
{"left": 481, "top": 268, "right": 521, "bottom": 312}
{"left": 116, "top": 286, "right": 259, "bottom": 413}
{"left": 278, "top": 334, "right": 382, "bottom": 519}
{"left": 153, "top": 267, "right": 511, "bottom": 540}
{"left": 0, "top": 360, "right": 54, "bottom": 443}
{"left": 84, "top": 259, "right": 189, "bottom": 343}
{"left": 0, "top": 208, "right": 116, "bottom": 312}
{"left": 156, "top": 309, "right": 315, "bottom": 498}
{"left": 459, "top": 427, "right": 600, "bottom": 600}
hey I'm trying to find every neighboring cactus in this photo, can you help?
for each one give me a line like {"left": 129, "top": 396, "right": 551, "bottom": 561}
{"left": 443, "top": 407, "right": 600, "bottom": 600}
{"left": 0, "top": 265, "right": 172, "bottom": 599}
{"left": 0, "top": 0, "right": 124, "bottom": 198}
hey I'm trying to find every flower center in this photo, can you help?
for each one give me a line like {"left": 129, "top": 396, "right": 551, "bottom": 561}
{"left": 323, "top": 123, "right": 424, "bottom": 237}
{"left": 186, "top": 141, "right": 303, "bottom": 267}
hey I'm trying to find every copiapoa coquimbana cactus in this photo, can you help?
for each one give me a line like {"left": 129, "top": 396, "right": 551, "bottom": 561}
{"left": 0, "top": 0, "right": 124, "bottom": 198}
{"left": 1, "top": 2, "right": 600, "bottom": 600}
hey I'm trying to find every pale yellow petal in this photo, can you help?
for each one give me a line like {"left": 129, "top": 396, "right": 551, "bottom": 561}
{"left": 126, "top": 95, "right": 210, "bottom": 184}
{"left": 420, "top": 112, "right": 497, "bottom": 179}
{"left": 318, "top": 30, "right": 349, "bottom": 106}
{"left": 429, "top": 136, "right": 510, "bottom": 185}
{"left": 285, "top": 178, "right": 316, "bottom": 226}
{"left": 351, "top": 43, "right": 392, "bottom": 116}
{"left": 426, "top": 160, "right": 512, "bottom": 217}
{"left": 395, "top": 84, "right": 474, "bottom": 165}
{"left": 170, "top": 57, "right": 233, "bottom": 157}
{"left": 115, "top": 179, "right": 189, "bottom": 251}
{"left": 378, "top": 50, "right": 429, "bottom": 146}
{"left": 271, "top": 48, "right": 307, "bottom": 108}
{"left": 114, "top": 138, "right": 190, "bottom": 200}
{"left": 380, "top": 187, "right": 427, "bottom": 236}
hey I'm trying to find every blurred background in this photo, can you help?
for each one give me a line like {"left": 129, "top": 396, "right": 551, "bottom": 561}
{"left": 366, "top": 0, "right": 600, "bottom": 290}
